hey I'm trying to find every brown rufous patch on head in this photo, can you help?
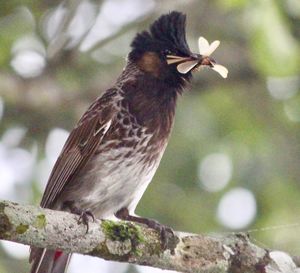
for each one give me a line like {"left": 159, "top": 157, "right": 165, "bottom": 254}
{"left": 137, "top": 52, "right": 162, "bottom": 77}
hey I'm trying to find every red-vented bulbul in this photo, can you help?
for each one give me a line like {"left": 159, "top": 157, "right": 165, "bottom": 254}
{"left": 29, "top": 11, "right": 227, "bottom": 273}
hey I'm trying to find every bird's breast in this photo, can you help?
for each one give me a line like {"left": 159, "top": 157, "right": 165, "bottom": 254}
{"left": 76, "top": 133, "right": 167, "bottom": 218}
{"left": 63, "top": 95, "right": 172, "bottom": 218}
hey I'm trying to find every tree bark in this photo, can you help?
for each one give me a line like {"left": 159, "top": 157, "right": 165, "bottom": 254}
{"left": 0, "top": 200, "right": 298, "bottom": 273}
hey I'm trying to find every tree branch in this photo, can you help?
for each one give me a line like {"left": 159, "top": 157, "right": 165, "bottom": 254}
{"left": 0, "top": 200, "right": 298, "bottom": 273}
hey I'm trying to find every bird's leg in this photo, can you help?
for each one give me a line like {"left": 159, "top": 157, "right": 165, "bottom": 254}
{"left": 62, "top": 200, "right": 95, "bottom": 233}
{"left": 115, "top": 208, "right": 174, "bottom": 250}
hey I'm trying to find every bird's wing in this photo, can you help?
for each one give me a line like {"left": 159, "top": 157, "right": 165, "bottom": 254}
{"left": 40, "top": 88, "right": 119, "bottom": 208}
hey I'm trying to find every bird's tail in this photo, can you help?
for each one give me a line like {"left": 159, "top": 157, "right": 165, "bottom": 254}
{"left": 29, "top": 247, "right": 71, "bottom": 273}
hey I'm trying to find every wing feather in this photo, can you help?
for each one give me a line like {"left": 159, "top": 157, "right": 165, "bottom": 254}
{"left": 40, "top": 89, "right": 118, "bottom": 208}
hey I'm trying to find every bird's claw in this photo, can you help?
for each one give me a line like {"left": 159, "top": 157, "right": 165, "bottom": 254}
{"left": 115, "top": 207, "right": 177, "bottom": 252}
{"left": 144, "top": 219, "right": 175, "bottom": 251}
{"left": 78, "top": 209, "right": 95, "bottom": 233}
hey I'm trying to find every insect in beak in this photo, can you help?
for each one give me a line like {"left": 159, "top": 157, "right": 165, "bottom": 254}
{"left": 167, "top": 36, "right": 228, "bottom": 78}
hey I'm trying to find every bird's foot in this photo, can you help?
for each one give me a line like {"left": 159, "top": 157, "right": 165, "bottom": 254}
{"left": 115, "top": 208, "right": 176, "bottom": 251}
{"left": 62, "top": 201, "right": 95, "bottom": 233}
{"left": 78, "top": 209, "right": 95, "bottom": 233}
{"left": 142, "top": 218, "right": 175, "bottom": 250}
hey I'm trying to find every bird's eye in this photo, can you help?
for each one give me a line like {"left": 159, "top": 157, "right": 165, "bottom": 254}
{"left": 163, "top": 49, "right": 173, "bottom": 56}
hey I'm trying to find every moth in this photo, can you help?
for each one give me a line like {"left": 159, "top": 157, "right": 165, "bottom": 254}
{"left": 167, "top": 36, "right": 228, "bottom": 78}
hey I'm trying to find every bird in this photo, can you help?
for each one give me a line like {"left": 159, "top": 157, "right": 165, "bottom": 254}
{"left": 29, "top": 11, "right": 227, "bottom": 273}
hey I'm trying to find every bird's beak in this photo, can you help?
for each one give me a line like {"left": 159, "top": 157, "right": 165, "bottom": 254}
{"left": 166, "top": 55, "right": 194, "bottom": 65}
{"left": 166, "top": 54, "right": 204, "bottom": 74}
{"left": 167, "top": 54, "right": 228, "bottom": 78}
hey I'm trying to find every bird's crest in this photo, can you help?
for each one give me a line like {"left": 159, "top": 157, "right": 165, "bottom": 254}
{"left": 130, "top": 11, "right": 190, "bottom": 55}
{"left": 150, "top": 11, "right": 190, "bottom": 55}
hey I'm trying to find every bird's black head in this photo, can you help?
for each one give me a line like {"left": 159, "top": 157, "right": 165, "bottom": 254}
{"left": 129, "top": 11, "right": 198, "bottom": 90}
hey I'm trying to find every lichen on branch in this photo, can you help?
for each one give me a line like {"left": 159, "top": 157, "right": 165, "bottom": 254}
{"left": 0, "top": 200, "right": 298, "bottom": 273}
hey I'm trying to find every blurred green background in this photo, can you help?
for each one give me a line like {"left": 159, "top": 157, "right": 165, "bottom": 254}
{"left": 0, "top": 0, "right": 300, "bottom": 272}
